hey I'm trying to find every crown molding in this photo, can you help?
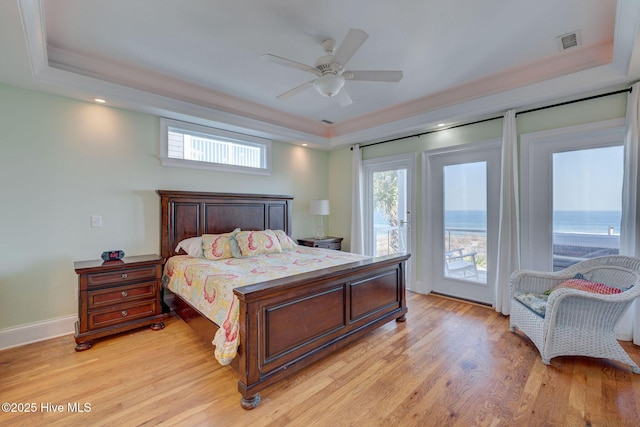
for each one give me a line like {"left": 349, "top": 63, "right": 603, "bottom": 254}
{"left": 17, "top": 0, "right": 640, "bottom": 150}
{"left": 18, "top": 0, "right": 333, "bottom": 148}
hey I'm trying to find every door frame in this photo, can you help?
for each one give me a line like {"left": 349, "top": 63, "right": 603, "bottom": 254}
{"left": 363, "top": 153, "right": 417, "bottom": 290}
{"left": 422, "top": 139, "right": 501, "bottom": 304}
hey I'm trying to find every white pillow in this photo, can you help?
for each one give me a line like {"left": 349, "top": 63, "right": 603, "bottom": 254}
{"left": 175, "top": 236, "right": 203, "bottom": 257}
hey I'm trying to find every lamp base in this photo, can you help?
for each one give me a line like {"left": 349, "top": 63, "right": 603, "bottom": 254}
{"left": 314, "top": 213, "right": 327, "bottom": 239}
{"left": 314, "top": 227, "right": 326, "bottom": 240}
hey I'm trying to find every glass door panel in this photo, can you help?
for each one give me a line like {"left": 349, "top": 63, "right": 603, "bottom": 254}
{"left": 372, "top": 168, "right": 408, "bottom": 257}
{"left": 443, "top": 162, "right": 487, "bottom": 284}
{"left": 552, "top": 146, "right": 623, "bottom": 270}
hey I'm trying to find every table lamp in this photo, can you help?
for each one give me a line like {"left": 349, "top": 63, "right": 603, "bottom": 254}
{"left": 310, "top": 199, "right": 330, "bottom": 239}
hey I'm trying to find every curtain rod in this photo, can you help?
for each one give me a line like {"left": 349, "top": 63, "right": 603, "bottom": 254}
{"left": 351, "top": 87, "right": 632, "bottom": 150}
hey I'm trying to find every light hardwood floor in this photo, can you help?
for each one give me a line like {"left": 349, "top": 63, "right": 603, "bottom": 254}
{"left": 2, "top": 292, "right": 640, "bottom": 426}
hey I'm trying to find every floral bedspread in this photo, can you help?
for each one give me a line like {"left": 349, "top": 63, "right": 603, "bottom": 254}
{"left": 162, "top": 246, "right": 369, "bottom": 365}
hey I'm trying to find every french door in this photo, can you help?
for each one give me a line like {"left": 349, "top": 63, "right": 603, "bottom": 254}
{"left": 363, "top": 154, "right": 416, "bottom": 290}
{"left": 424, "top": 141, "right": 500, "bottom": 304}
{"left": 521, "top": 119, "right": 625, "bottom": 271}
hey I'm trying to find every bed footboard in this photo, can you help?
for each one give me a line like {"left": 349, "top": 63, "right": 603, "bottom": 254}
{"left": 233, "top": 253, "right": 409, "bottom": 409}
{"left": 157, "top": 189, "right": 409, "bottom": 409}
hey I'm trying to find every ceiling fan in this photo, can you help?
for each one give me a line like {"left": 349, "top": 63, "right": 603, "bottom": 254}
{"left": 262, "top": 28, "right": 403, "bottom": 106}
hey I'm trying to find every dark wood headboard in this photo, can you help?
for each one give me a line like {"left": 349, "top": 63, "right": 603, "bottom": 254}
{"left": 158, "top": 190, "right": 293, "bottom": 260}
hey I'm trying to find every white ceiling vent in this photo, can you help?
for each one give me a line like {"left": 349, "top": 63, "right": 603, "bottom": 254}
{"left": 557, "top": 30, "right": 582, "bottom": 51}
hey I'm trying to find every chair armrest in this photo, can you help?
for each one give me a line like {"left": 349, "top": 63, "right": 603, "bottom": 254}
{"left": 544, "top": 285, "right": 640, "bottom": 328}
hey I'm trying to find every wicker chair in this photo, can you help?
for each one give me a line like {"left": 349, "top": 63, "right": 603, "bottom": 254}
{"left": 509, "top": 255, "right": 640, "bottom": 373}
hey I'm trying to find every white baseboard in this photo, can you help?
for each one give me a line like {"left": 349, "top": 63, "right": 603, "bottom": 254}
{"left": 0, "top": 315, "right": 76, "bottom": 351}
{"left": 408, "top": 280, "right": 429, "bottom": 295}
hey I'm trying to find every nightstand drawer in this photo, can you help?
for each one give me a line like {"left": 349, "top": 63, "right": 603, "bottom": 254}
{"left": 88, "top": 282, "right": 156, "bottom": 309}
{"left": 87, "top": 266, "right": 158, "bottom": 288}
{"left": 324, "top": 242, "right": 342, "bottom": 250}
{"left": 74, "top": 254, "right": 165, "bottom": 351}
{"left": 89, "top": 301, "right": 157, "bottom": 329}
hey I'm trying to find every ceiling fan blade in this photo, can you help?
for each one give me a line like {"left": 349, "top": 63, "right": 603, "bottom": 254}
{"left": 276, "top": 80, "right": 315, "bottom": 100}
{"left": 262, "top": 54, "right": 321, "bottom": 76}
{"left": 337, "top": 89, "right": 352, "bottom": 107}
{"left": 332, "top": 28, "right": 368, "bottom": 66}
{"left": 344, "top": 70, "right": 403, "bottom": 82}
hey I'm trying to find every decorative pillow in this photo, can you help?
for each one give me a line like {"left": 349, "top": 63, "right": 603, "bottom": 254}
{"left": 271, "top": 229, "right": 297, "bottom": 251}
{"left": 175, "top": 236, "right": 203, "bottom": 257}
{"left": 544, "top": 277, "right": 623, "bottom": 296}
{"left": 202, "top": 228, "right": 240, "bottom": 260}
{"left": 232, "top": 230, "right": 282, "bottom": 257}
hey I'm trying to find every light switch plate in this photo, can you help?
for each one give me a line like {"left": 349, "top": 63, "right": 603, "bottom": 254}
{"left": 91, "top": 215, "right": 102, "bottom": 228}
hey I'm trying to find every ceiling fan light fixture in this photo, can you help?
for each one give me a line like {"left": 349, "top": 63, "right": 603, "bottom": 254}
{"left": 313, "top": 74, "right": 345, "bottom": 97}
{"left": 265, "top": 28, "right": 402, "bottom": 103}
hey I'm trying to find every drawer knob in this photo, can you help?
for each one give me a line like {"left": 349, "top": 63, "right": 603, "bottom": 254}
{"left": 121, "top": 310, "right": 128, "bottom": 317}
{"left": 121, "top": 273, "right": 128, "bottom": 279}
{"left": 121, "top": 290, "right": 128, "bottom": 297}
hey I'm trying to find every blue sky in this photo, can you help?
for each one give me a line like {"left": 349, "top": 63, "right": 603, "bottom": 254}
{"left": 553, "top": 145, "right": 623, "bottom": 211}
{"left": 443, "top": 145, "right": 623, "bottom": 212}
{"left": 444, "top": 161, "right": 486, "bottom": 211}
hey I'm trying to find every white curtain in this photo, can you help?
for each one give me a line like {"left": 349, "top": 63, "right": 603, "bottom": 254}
{"left": 620, "top": 82, "right": 640, "bottom": 343}
{"left": 350, "top": 144, "right": 365, "bottom": 254}
{"left": 494, "top": 109, "right": 521, "bottom": 315}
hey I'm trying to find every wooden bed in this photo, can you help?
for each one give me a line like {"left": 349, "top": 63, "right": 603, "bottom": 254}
{"left": 158, "top": 190, "right": 409, "bottom": 409}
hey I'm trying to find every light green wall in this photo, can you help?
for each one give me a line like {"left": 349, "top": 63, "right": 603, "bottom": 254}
{"left": 328, "top": 92, "right": 628, "bottom": 289}
{"left": 0, "top": 84, "right": 329, "bottom": 329}
{"left": 516, "top": 94, "right": 628, "bottom": 134}
{"left": 0, "top": 82, "right": 628, "bottom": 329}
{"left": 327, "top": 146, "right": 353, "bottom": 246}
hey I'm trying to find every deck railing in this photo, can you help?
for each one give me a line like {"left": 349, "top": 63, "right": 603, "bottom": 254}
{"left": 444, "top": 227, "right": 621, "bottom": 272}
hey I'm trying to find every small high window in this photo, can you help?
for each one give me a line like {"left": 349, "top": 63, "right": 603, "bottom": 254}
{"left": 160, "top": 118, "right": 271, "bottom": 175}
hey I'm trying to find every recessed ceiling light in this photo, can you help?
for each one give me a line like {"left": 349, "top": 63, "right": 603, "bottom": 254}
{"left": 94, "top": 98, "right": 107, "bottom": 104}
{"left": 302, "top": 143, "right": 308, "bottom": 147}
{"left": 437, "top": 123, "right": 445, "bottom": 127}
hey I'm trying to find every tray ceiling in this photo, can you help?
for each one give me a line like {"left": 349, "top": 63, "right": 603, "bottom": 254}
{"left": 2, "top": 0, "right": 640, "bottom": 148}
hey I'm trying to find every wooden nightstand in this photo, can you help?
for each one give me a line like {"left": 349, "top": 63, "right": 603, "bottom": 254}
{"left": 74, "top": 254, "right": 165, "bottom": 351}
{"left": 297, "top": 237, "right": 343, "bottom": 250}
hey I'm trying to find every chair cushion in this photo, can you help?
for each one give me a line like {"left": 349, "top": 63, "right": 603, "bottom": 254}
{"left": 514, "top": 275, "right": 626, "bottom": 319}
{"left": 513, "top": 290, "right": 548, "bottom": 318}
{"left": 544, "top": 277, "right": 623, "bottom": 296}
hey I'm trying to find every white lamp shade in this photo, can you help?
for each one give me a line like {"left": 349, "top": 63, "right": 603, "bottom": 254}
{"left": 310, "top": 199, "right": 330, "bottom": 215}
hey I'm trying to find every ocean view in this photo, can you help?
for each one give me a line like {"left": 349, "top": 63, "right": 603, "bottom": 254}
{"left": 553, "top": 210, "right": 621, "bottom": 234}
{"left": 443, "top": 210, "right": 622, "bottom": 272}
{"left": 445, "top": 210, "right": 622, "bottom": 235}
